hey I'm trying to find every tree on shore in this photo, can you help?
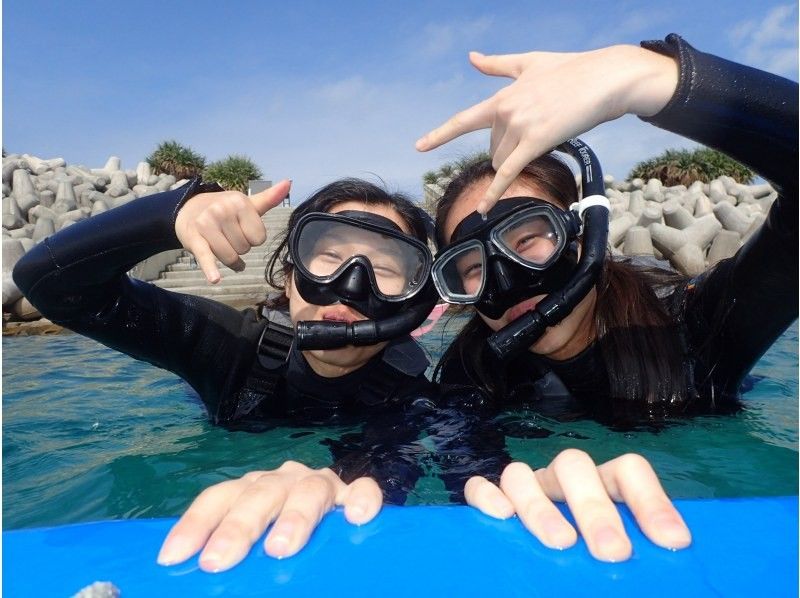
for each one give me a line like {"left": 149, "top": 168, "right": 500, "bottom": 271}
{"left": 204, "top": 155, "right": 263, "bottom": 193}
{"left": 422, "top": 151, "right": 491, "bottom": 213}
{"left": 146, "top": 140, "right": 206, "bottom": 180}
{"left": 629, "top": 147, "right": 754, "bottom": 186}
{"left": 423, "top": 151, "right": 492, "bottom": 186}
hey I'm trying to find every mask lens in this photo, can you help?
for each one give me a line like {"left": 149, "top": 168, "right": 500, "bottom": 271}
{"left": 493, "top": 212, "right": 560, "bottom": 267}
{"left": 296, "top": 219, "right": 427, "bottom": 299}
{"left": 433, "top": 240, "right": 485, "bottom": 301}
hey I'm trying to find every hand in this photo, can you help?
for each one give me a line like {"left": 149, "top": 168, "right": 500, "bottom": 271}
{"left": 416, "top": 45, "right": 678, "bottom": 213}
{"left": 157, "top": 461, "right": 382, "bottom": 572}
{"left": 464, "top": 450, "right": 691, "bottom": 562}
{"left": 174, "top": 179, "right": 291, "bottom": 284}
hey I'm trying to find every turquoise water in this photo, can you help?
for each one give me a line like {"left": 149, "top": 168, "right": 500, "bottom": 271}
{"left": 3, "top": 318, "right": 797, "bottom": 529}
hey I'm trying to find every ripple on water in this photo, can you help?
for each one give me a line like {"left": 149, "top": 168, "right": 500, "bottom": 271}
{"left": 2, "top": 321, "right": 797, "bottom": 528}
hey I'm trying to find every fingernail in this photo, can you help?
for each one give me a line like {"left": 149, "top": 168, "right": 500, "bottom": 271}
{"left": 349, "top": 503, "right": 367, "bottom": 521}
{"left": 652, "top": 512, "right": 692, "bottom": 547}
{"left": 592, "top": 525, "right": 630, "bottom": 561}
{"left": 157, "top": 547, "right": 176, "bottom": 566}
{"left": 542, "top": 516, "right": 573, "bottom": 548}
{"left": 490, "top": 496, "right": 512, "bottom": 519}
{"left": 157, "top": 537, "right": 184, "bottom": 565}
{"left": 266, "top": 522, "right": 294, "bottom": 557}
{"left": 199, "top": 539, "right": 231, "bottom": 572}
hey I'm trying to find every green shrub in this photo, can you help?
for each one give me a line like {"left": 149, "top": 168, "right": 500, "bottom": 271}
{"left": 146, "top": 140, "right": 206, "bottom": 180}
{"left": 423, "top": 171, "right": 439, "bottom": 185}
{"left": 423, "top": 150, "right": 491, "bottom": 186}
{"left": 204, "top": 154, "right": 263, "bottom": 193}
{"left": 629, "top": 147, "right": 754, "bottom": 186}
{"left": 453, "top": 150, "right": 491, "bottom": 171}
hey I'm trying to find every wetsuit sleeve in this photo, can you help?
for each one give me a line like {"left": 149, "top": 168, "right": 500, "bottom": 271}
{"left": 640, "top": 34, "right": 798, "bottom": 397}
{"left": 12, "top": 179, "right": 264, "bottom": 418}
{"left": 327, "top": 409, "right": 427, "bottom": 506}
{"left": 422, "top": 384, "right": 514, "bottom": 502}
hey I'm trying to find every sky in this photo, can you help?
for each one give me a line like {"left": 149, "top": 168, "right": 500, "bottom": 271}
{"left": 3, "top": 0, "right": 798, "bottom": 204}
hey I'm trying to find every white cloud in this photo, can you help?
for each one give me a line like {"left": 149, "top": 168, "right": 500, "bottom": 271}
{"left": 587, "top": 8, "right": 670, "bottom": 47}
{"left": 415, "top": 16, "right": 494, "bottom": 59}
{"left": 730, "top": 4, "right": 798, "bottom": 77}
{"left": 314, "top": 76, "right": 373, "bottom": 104}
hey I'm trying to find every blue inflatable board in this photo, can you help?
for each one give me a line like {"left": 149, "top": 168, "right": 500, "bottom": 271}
{"left": 4, "top": 497, "right": 797, "bottom": 597}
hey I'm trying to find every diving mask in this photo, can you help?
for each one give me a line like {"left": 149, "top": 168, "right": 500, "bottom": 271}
{"left": 289, "top": 210, "right": 432, "bottom": 320}
{"left": 432, "top": 197, "right": 581, "bottom": 320}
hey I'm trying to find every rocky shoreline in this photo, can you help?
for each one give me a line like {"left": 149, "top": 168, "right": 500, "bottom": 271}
{"left": 4, "top": 153, "right": 777, "bottom": 336}
{"left": 425, "top": 172, "right": 776, "bottom": 275}
{"left": 2, "top": 152, "right": 193, "bottom": 333}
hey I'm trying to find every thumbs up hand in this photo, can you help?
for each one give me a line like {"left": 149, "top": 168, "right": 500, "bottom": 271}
{"left": 175, "top": 179, "right": 291, "bottom": 283}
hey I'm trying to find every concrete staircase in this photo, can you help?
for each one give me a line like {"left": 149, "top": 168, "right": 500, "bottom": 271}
{"left": 150, "top": 207, "right": 294, "bottom": 309}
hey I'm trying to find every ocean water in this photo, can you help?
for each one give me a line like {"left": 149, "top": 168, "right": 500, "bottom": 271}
{"left": 2, "top": 317, "right": 797, "bottom": 529}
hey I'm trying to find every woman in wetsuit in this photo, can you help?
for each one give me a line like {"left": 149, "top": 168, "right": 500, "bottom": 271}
{"left": 418, "top": 34, "right": 797, "bottom": 533}
{"left": 12, "top": 176, "right": 443, "bottom": 543}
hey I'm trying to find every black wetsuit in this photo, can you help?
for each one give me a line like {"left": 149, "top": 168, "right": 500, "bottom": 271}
{"left": 12, "top": 178, "right": 439, "bottom": 502}
{"left": 440, "top": 34, "right": 798, "bottom": 421}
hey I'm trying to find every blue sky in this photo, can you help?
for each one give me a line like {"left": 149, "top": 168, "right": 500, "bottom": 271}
{"left": 3, "top": 0, "right": 797, "bottom": 203}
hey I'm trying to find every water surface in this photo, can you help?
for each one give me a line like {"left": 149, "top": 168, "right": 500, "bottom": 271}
{"left": 3, "top": 317, "right": 797, "bottom": 528}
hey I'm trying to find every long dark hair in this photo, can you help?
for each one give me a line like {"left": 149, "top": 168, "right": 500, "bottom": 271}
{"left": 260, "top": 178, "right": 430, "bottom": 310}
{"left": 434, "top": 157, "right": 691, "bottom": 423}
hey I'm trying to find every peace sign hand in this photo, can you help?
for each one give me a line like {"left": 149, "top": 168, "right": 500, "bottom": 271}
{"left": 416, "top": 45, "right": 678, "bottom": 214}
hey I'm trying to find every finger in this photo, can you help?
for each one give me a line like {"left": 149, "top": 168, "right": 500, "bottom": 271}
{"left": 249, "top": 179, "right": 291, "bottom": 215}
{"left": 264, "top": 473, "right": 337, "bottom": 558}
{"left": 197, "top": 474, "right": 289, "bottom": 572}
{"left": 598, "top": 454, "right": 691, "bottom": 550}
{"left": 464, "top": 476, "right": 515, "bottom": 519}
{"left": 219, "top": 216, "right": 253, "bottom": 256}
{"left": 415, "top": 97, "right": 495, "bottom": 151}
{"left": 499, "top": 462, "right": 577, "bottom": 549}
{"left": 237, "top": 204, "right": 268, "bottom": 247}
{"left": 197, "top": 225, "right": 246, "bottom": 272}
{"left": 339, "top": 477, "right": 383, "bottom": 525}
{"left": 478, "top": 143, "right": 545, "bottom": 214}
{"left": 489, "top": 115, "right": 507, "bottom": 159}
{"left": 157, "top": 478, "right": 247, "bottom": 566}
{"left": 490, "top": 129, "right": 520, "bottom": 175}
{"left": 539, "top": 449, "right": 632, "bottom": 562}
{"left": 183, "top": 234, "right": 222, "bottom": 284}
{"left": 469, "top": 51, "right": 526, "bottom": 78}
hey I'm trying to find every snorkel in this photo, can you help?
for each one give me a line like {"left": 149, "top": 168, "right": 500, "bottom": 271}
{"left": 293, "top": 208, "right": 440, "bottom": 350}
{"left": 295, "top": 282, "right": 439, "bottom": 349}
{"left": 486, "top": 138, "right": 610, "bottom": 359}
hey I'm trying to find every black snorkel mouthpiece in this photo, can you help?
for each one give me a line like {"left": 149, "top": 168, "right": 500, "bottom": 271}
{"left": 295, "top": 284, "right": 439, "bottom": 350}
{"left": 487, "top": 138, "right": 610, "bottom": 360}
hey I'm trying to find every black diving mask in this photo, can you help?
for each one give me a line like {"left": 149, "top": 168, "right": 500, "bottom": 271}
{"left": 432, "top": 197, "right": 582, "bottom": 320}
{"left": 430, "top": 138, "right": 610, "bottom": 360}
{"left": 289, "top": 210, "right": 433, "bottom": 320}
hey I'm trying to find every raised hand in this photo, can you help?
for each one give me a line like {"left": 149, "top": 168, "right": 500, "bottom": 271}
{"left": 416, "top": 45, "right": 678, "bottom": 214}
{"left": 157, "top": 461, "right": 383, "bottom": 572}
{"left": 464, "top": 449, "right": 691, "bottom": 562}
{"left": 174, "top": 179, "right": 291, "bottom": 283}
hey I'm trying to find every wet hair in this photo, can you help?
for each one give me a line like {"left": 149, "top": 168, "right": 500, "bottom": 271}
{"left": 434, "top": 157, "right": 691, "bottom": 424}
{"left": 261, "top": 178, "right": 430, "bottom": 310}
